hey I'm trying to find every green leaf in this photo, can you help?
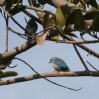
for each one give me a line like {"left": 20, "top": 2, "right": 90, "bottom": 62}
{"left": 90, "top": 14, "right": 99, "bottom": 31}
{"left": 38, "top": 12, "right": 46, "bottom": 19}
{"left": 72, "top": 0, "right": 80, "bottom": 4}
{"left": 0, "top": 71, "right": 18, "bottom": 78}
{"left": 5, "top": 0, "right": 22, "bottom": 11}
{"left": 38, "top": 0, "right": 46, "bottom": 5}
{"left": 66, "top": 9, "right": 85, "bottom": 30}
{"left": 5, "top": 0, "right": 14, "bottom": 11}
{"left": 0, "top": 60, "right": 12, "bottom": 70}
{"left": 56, "top": 7, "right": 66, "bottom": 30}
{"left": 0, "top": 53, "right": 13, "bottom": 70}
{"left": 84, "top": 11, "right": 99, "bottom": 20}
{"left": 72, "top": 9, "right": 84, "bottom": 30}
{"left": 9, "top": 5, "right": 26, "bottom": 15}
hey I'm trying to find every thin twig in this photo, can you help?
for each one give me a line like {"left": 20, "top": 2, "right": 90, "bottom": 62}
{"left": 14, "top": 57, "right": 82, "bottom": 91}
{"left": 3, "top": 11, "right": 9, "bottom": 52}
{"left": 5, "top": 16, "right": 9, "bottom": 52}
{"left": 86, "top": 61, "right": 99, "bottom": 72}
{"left": 9, "top": 27, "right": 27, "bottom": 40}
{"left": 10, "top": 16, "right": 25, "bottom": 31}
{"left": 9, "top": 27, "right": 25, "bottom": 36}
{"left": 49, "top": 39, "right": 99, "bottom": 44}
{"left": 60, "top": 34, "right": 99, "bottom": 58}
{"left": 23, "top": 10, "right": 42, "bottom": 24}
{"left": 25, "top": 5, "right": 55, "bottom": 16}
{"left": 13, "top": 57, "right": 82, "bottom": 91}
{"left": 1, "top": 7, "right": 25, "bottom": 32}
{"left": 73, "top": 45, "right": 89, "bottom": 71}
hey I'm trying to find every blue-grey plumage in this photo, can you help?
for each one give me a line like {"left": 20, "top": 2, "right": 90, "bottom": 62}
{"left": 49, "top": 57, "right": 70, "bottom": 71}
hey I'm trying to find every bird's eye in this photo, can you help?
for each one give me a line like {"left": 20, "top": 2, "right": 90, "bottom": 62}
{"left": 50, "top": 59, "right": 53, "bottom": 62}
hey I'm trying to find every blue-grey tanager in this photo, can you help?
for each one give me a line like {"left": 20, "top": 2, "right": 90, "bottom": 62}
{"left": 49, "top": 57, "right": 70, "bottom": 71}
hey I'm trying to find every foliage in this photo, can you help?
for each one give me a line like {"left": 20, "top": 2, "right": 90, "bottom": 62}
{"left": 0, "top": 0, "right": 99, "bottom": 87}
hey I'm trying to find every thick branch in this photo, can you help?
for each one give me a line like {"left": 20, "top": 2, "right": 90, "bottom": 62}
{"left": 60, "top": 34, "right": 99, "bottom": 58}
{"left": 1, "top": 34, "right": 99, "bottom": 61}
{"left": 0, "top": 71, "right": 99, "bottom": 86}
{"left": 0, "top": 40, "right": 36, "bottom": 60}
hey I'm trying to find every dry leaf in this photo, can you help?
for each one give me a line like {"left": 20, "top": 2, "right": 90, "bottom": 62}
{"left": 36, "top": 32, "right": 48, "bottom": 45}
{"left": 0, "top": 0, "right": 4, "bottom": 5}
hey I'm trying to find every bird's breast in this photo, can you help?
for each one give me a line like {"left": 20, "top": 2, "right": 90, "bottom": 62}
{"left": 53, "top": 64, "right": 61, "bottom": 71}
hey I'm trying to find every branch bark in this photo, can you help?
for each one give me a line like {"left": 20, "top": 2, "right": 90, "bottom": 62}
{"left": 0, "top": 71, "right": 99, "bottom": 86}
{"left": 0, "top": 40, "right": 36, "bottom": 60}
{"left": 49, "top": 39, "right": 99, "bottom": 44}
{"left": 1, "top": 34, "right": 99, "bottom": 61}
{"left": 60, "top": 34, "right": 99, "bottom": 58}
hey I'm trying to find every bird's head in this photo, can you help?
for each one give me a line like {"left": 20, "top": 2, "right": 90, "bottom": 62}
{"left": 49, "top": 57, "right": 59, "bottom": 64}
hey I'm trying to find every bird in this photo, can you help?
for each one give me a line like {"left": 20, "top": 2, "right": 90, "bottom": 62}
{"left": 25, "top": 18, "right": 38, "bottom": 40}
{"left": 49, "top": 57, "right": 70, "bottom": 71}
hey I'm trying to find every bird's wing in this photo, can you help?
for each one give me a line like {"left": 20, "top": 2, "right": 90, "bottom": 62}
{"left": 54, "top": 59, "right": 68, "bottom": 67}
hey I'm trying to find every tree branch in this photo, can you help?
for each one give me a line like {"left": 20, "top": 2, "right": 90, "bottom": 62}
{"left": 49, "top": 39, "right": 99, "bottom": 44}
{"left": 23, "top": 10, "right": 42, "bottom": 24}
{"left": 5, "top": 16, "right": 9, "bottom": 52}
{"left": 13, "top": 57, "right": 81, "bottom": 91}
{"left": 25, "top": 5, "right": 55, "bottom": 16}
{"left": 86, "top": 61, "right": 99, "bottom": 71}
{"left": 9, "top": 27, "right": 27, "bottom": 40}
{"left": 0, "top": 71, "right": 99, "bottom": 86}
{"left": 73, "top": 45, "right": 89, "bottom": 70}
{"left": 60, "top": 34, "right": 99, "bottom": 58}
{"left": 0, "top": 1, "right": 98, "bottom": 61}
{"left": 1, "top": 33, "right": 99, "bottom": 61}
{"left": 50, "top": 0, "right": 94, "bottom": 30}
{"left": 0, "top": 40, "right": 36, "bottom": 60}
